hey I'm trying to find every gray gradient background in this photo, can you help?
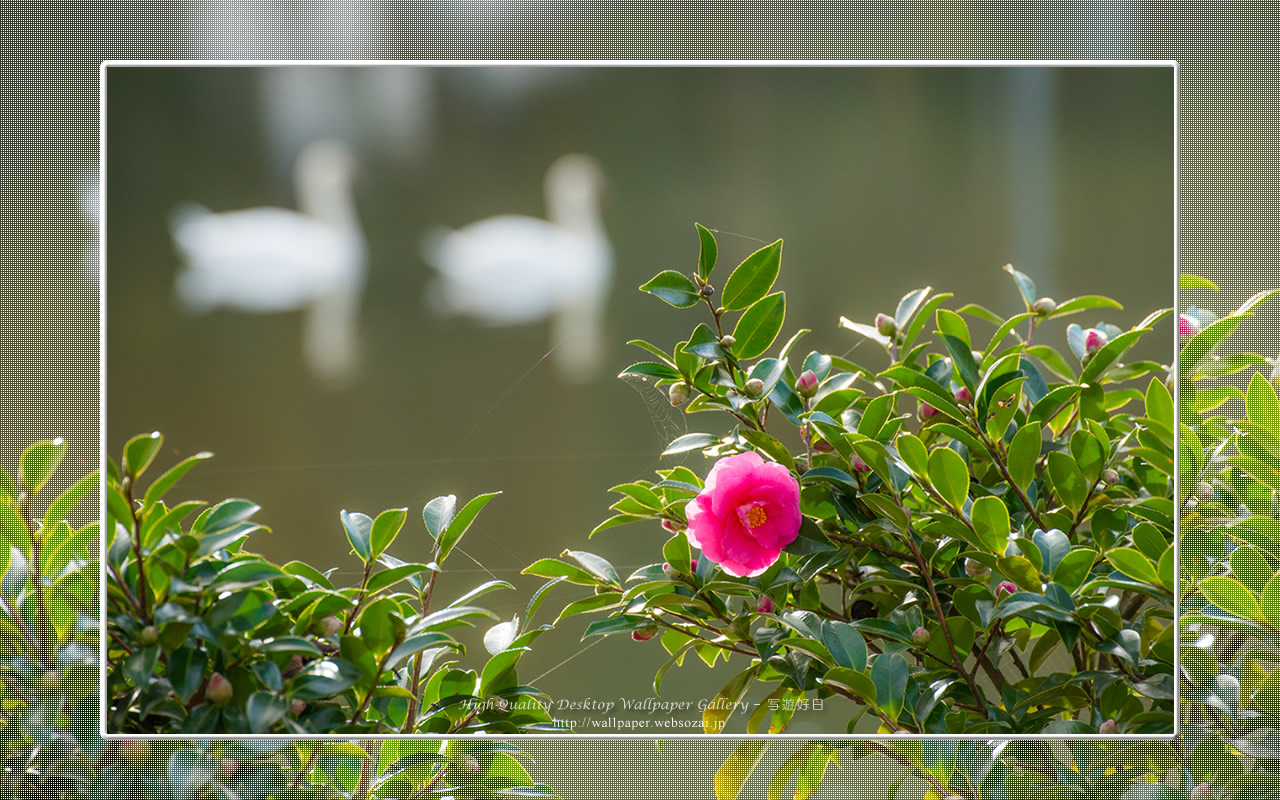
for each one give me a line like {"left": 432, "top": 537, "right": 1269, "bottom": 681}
{"left": 0, "top": 4, "right": 1263, "bottom": 798}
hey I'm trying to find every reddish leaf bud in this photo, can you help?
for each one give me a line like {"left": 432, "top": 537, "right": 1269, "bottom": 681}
{"left": 912, "top": 626, "right": 931, "bottom": 646}
{"left": 631, "top": 624, "right": 660, "bottom": 641}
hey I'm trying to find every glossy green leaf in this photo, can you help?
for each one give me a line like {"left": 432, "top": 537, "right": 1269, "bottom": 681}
{"left": 422, "top": 494, "right": 456, "bottom": 541}
{"left": 1005, "top": 423, "right": 1042, "bottom": 491}
{"left": 940, "top": 333, "right": 980, "bottom": 392}
{"left": 438, "top": 491, "right": 501, "bottom": 564}
{"left": 663, "top": 432, "right": 718, "bottom": 456}
{"left": 167, "top": 646, "right": 207, "bottom": 703}
{"left": 369, "top": 507, "right": 408, "bottom": 560}
{"left": 1199, "top": 576, "right": 1262, "bottom": 620}
{"left": 1146, "top": 376, "right": 1175, "bottom": 435}
{"left": 341, "top": 509, "right": 373, "bottom": 562}
{"left": 869, "top": 652, "right": 908, "bottom": 722}
{"left": 703, "top": 664, "right": 758, "bottom": 733}
{"left": 140, "top": 451, "right": 211, "bottom": 509}
{"left": 122, "top": 432, "right": 162, "bottom": 482}
{"left": 640, "top": 269, "right": 701, "bottom": 308}
{"left": 928, "top": 447, "right": 970, "bottom": 511}
{"left": 1004, "top": 264, "right": 1037, "bottom": 308}
{"left": 1261, "top": 573, "right": 1280, "bottom": 627}
{"left": 821, "top": 620, "right": 867, "bottom": 672}
{"left": 721, "top": 239, "right": 782, "bottom": 310}
{"left": 714, "top": 740, "right": 768, "bottom": 800}
{"left": 1105, "top": 547, "right": 1160, "bottom": 586}
{"left": 246, "top": 691, "right": 289, "bottom": 733}
{"left": 523, "top": 558, "right": 600, "bottom": 586}
{"left": 970, "top": 496, "right": 1010, "bottom": 556}
{"left": 1046, "top": 451, "right": 1088, "bottom": 512}
{"left": 1248, "top": 371, "right": 1280, "bottom": 425}
{"left": 44, "top": 470, "right": 99, "bottom": 529}
{"left": 732, "top": 292, "right": 786, "bottom": 360}
{"left": 1230, "top": 544, "right": 1272, "bottom": 596}
{"left": 1053, "top": 548, "right": 1096, "bottom": 593}
{"left": 696, "top": 222, "right": 718, "bottom": 281}
{"left": 998, "top": 556, "right": 1041, "bottom": 592}
{"left": 563, "top": 549, "right": 621, "bottom": 587}
{"left": 20, "top": 437, "right": 66, "bottom": 494}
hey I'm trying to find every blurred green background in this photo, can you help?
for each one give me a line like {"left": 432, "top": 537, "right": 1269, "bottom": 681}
{"left": 105, "top": 65, "right": 1172, "bottom": 734}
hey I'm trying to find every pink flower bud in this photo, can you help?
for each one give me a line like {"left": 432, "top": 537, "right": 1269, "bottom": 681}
{"left": 1179, "top": 313, "right": 1201, "bottom": 343}
{"left": 318, "top": 616, "right": 343, "bottom": 636}
{"left": 1099, "top": 718, "right": 1119, "bottom": 735}
{"left": 1084, "top": 328, "right": 1109, "bottom": 355}
{"left": 851, "top": 454, "right": 871, "bottom": 474}
{"left": 220, "top": 759, "right": 238, "bottom": 779}
{"left": 290, "top": 698, "right": 306, "bottom": 715}
{"left": 744, "top": 378, "right": 765, "bottom": 397}
{"left": 954, "top": 386, "right": 973, "bottom": 404}
{"left": 1191, "top": 783, "right": 1213, "bottom": 800}
{"left": 206, "top": 672, "right": 233, "bottom": 705}
{"left": 631, "top": 624, "right": 660, "bottom": 641}
{"left": 997, "top": 581, "right": 1017, "bottom": 597}
{"left": 756, "top": 595, "right": 774, "bottom": 614}
{"left": 1195, "top": 481, "right": 1215, "bottom": 502}
{"left": 661, "top": 519, "right": 681, "bottom": 534}
{"left": 1100, "top": 468, "right": 1120, "bottom": 486}
{"left": 874, "top": 313, "right": 897, "bottom": 337}
{"left": 912, "top": 626, "right": 931, "bottom": 646}
{"left": 669, "top": 383, "right": 691, "bottom": 407}
{"left": 918, "top": 401, "right": 940, "bottom": 421}
{"left": 796, "top": 370, "right": 818, "bottom": 398}
{"left": 462, "top": 755, "right": 482, "bottom": 775}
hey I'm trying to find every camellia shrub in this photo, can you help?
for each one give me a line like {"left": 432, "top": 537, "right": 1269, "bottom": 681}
{"left": 533, "top": 224, "right": 1178, "bottom": 734}
{"left": 104, "top": 432, "right": 565, "bottom": 737}
{"left": 710, "top": 277, "right": 1280, "bottom": 798}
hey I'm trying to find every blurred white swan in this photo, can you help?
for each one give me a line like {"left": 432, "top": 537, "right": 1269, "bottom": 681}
{"left": 171, "top": 139, "right": 365, "bottom": 383}
{"left": 422, "top": 154, "right": 611, "bottom": 382}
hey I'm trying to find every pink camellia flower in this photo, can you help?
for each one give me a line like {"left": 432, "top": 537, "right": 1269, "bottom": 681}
{"left": 756, "top": 595, "right": 775, "bottom": 614}
{"left": 1179, "top": 313, "right": 1201, "bottom": 344}
{"left": 685, "top": 452, "right": 802, "bottom": 578}
{"left": 918, "top": 401, "right": 940, "bottom": 421}
{"left": 1084, "top": 328, "right": 1109, "bottom": 354}
{"left": 996, "top": 581, "right": 1017, "bottom": 597}
{"left": 954, "top": 386, "right": 973, "bottom": 404}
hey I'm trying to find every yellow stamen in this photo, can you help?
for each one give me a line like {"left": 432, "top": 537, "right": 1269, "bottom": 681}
{"left": 746, "top": 506, "right": 768, "bottom": 529}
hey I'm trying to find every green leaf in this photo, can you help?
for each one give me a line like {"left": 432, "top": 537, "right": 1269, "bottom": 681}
{"left": 970, "top": 497, "right": 1010, "bottom": 556}
{"left": 940, "top": 333, "right": 980, "bottom": 392}
{"left": 1230, "top": 544, "right": 1272, "bottom": 596}
{"left": 555, "top": 592, "right": 623, "bottom": 624}
{"left": 1180, "top": 274, "right": 1218, "bottom": 290}
{"left": 581, "top": 615, "right": 653, "bottom": 640}
{"left": 1045, "top": 295, "right": 1124, "bottom": 319}
{"left": 1261, "top": 573, "right": 1280, "bottom": 627}
{"left": 438, "top": 491, "right": 501, "bottom": 564}
{"left": 479, "top": 646, "right": 528, "bottom": 696}
{"left": 141, "top": 451, "right": 212, "bottom": 509}
{"left": 523, "top": 558, "right": 600, "bottom": 586}
{"left": 168, "top": 750, "right": 220, "bottom": 800}
{"left": 663, "top": 432, "right": 718, "bottom": 456}
{"left": 1032, "top": 528, "right": 1070, "bottom": 575}
{"left": 1054, "top": 548, "right": 1096, "bottom": 594}
{"left": 936, "top": 309, "right": 971, "bottom": 347}
{"left": 1105, "top": 547, "right": 1160, "bottom": 586}
{"left": 696, "top": 222, "right": 718, "bottom": 281}
{"left": 20, "top": 438, "right": 66, "bottom": 494}
{"left": 895, "top": 433, "right": 928, "bottom": 477}
{"left": 1046, "top": 452, "right": 1088, "bottom": 512}
{"left": 869, "top": 652, "right": 908, "bottom": 722}
{"left": 124, "top": 644, "right": 158, "bottom": 688}
{"left": 422, "top": 494, "right": 457, "bottom": 541}
{"left": 209, "top": 560, "right": 288, "bottom": 591}
{"left": 341, "top": 509, "right": 373, "bottom": 562}
{"left": 44, "top": 470, "right": 99, "bottom": 528}
{"left": 246, "top": 691, "right": 289, "bottom": 733}
{"left": 1080, "top": 328, "right": 1149, "bottom": 384}
{"left": 1005, "top": 423, "right": 1042, "bottom": 491}
{"left": 640, "top": 269, "right": 701, "bottom": 308}
{"left": 1003, "top": 264, "right": 1037, "bottom": 308}
{"left": 714, "top": 740, "right": 769, "bottom": 800}
{"left": 1025, "top": 344, "right": 1076, "bottom": 381}
{"left": 1145, "top": 376, "right": 1175, "bottom": 435}
{"left": 369, "top": 507, "right": 408, "bottom": 560}
{"left": 821, "top": 621, "right": 867, "bottom": 671}
{"left": 619, "top": 361, "right": 682, "bottom": 381}
{"left": 928, "top": 448, "right": 970, "bottom": 511}
{"left": 167, "top": 646, "right": 207, "bottom": 703}
{"left": 998, "top": 556, "right": 1041, "bottom": 592}
{"left": 732, "top": 292, "right": 786, "bottom": 360}
{"left": 366, "top": 562, "right": 433, "bottom": 595}
{"left": 703, "top": 664, "right": 758, "bottom": 733}
{"left": 1248, "top": 371, "right": 1280, "bottom": 425}
{"left": 122, "top": 431, "right": 162, "bottom": 482}
{"left": 563, "top": 549, "right": 621, "bottom": 587}
{"left": 721, "top": 239, "right": 782, "bottom": 310}
{"left": 1200, "top": 576, "right": 1262, "bottom": 620}
{"left": 740, "top": 428, "right": 796, "bottom": 473}
{"left": 202, "top": 498, "right": 260, "bottom": 535}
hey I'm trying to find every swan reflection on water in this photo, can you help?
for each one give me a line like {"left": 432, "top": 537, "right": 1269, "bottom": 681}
{"left": 422, "top": 154, "right": 612, "bottom": 383}
{"left": 170, "top": 139, "right": 366, "bottom": 385}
